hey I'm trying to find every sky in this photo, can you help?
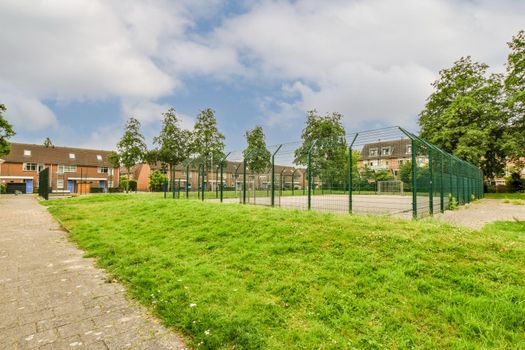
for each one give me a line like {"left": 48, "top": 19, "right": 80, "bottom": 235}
{"left": 1, "top": 0, "right": 524, "bottom": 152}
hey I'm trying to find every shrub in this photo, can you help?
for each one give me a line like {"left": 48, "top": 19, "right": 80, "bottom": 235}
{"left": 0, "top": 183, "right": 6, "bottom": 194}
{"left": 149, "top": 170, "right": 168, "bottom": 192}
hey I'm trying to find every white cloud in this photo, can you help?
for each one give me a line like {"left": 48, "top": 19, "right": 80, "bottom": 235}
{"left": 121, "top": 99, "right": 194, "bottom": 130}
{"left": 211, "top": 0, "right": 525, "bottom": 129}
{"left": 2, "top": 95, "right": 57, "bottom": 131}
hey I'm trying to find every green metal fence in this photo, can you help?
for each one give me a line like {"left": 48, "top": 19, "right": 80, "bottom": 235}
{"left": 177, "top": 126, "right": 483, "bottom": 219}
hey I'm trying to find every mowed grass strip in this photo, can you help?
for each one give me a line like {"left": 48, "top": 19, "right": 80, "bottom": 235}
{"left": 45, "top": 195, "right": 525, "bottom": 349}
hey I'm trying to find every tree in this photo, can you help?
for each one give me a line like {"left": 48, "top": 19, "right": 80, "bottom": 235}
{"left": 191, "top": 108, "right": 225, "bottom": 169}
{"left": 116, "top": 118, "right": 147, "bottom": 192}
{"left": 43, "top": 137, "right": 53, "bottom": 148}
{"left": 153, "top": 108, "right": 191, "bottom": 190}
{"left": 149, "top": 170, "right": 168, "bottom": 192}
{"left": 243, "top": 126, "right": 271, "bottom": 173}
{"left": 419, "top": 56, "right": 508, "bottom": 181}
{"left": 0, "top": 104, "right": 15, "bottom": 157}
{"left": 294, "top": 110, "right": 347, "bottom": 184}
{"left": 504, "top": 30, "right": 525, "bottom": 164}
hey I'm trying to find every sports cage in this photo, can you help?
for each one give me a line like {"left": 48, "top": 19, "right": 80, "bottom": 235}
{"left": 170, "top": 126, "right": 483, "bottom": 219}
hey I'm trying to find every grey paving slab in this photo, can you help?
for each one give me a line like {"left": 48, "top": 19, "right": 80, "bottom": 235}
{"left": 0, "top": 195, "right": 187, "bottom": 349}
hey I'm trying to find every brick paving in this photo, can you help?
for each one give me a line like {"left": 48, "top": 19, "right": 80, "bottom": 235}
{"left": 0, "top": 195, "right": 187, "bottom": 350}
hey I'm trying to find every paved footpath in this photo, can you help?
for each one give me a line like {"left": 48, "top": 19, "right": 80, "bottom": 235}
{"left": 0, "top": 196, "right": 187, "bottom": 350}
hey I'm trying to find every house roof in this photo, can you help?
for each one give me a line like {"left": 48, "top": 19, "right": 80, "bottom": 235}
{"left": 360, "top": 139, "right": 412, "bottom": 161}
{"left": 3, "top": 143, "right": 115, "bottom": 167}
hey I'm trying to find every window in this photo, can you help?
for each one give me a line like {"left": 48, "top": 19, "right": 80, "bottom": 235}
{"left": 406, "top": 145, "right": 412, "bottom": 154}
{"left": 69, "top": 153, "right": 75, "bottom": 159}
{"left": 98, "top": 167, "right": 109, "bottom": 174}
{"left": 57, "top": 165, "right": 77, "bottom": 173}
{"left": 24, "top": 150, "right": 31, "bottom": 156}
{"left": 96, "top": 155, "right": 102, "bottom": 161}
{"left": 108, "top": 181, "right": 114, "bottom": 188}
{"left": 399, "top": 160, "right": 403, "bottom": 165}
{"left": 57, "top": 179, "right": 64, "bottom": 189}
{"left": 23, "top": 163, "right": 37, "bottom": 171}
{"left": 369, "top": 148, "right": 378, "bottom": 157}
{"left": 381, "top": 147, "right": 391, "bottom": 156}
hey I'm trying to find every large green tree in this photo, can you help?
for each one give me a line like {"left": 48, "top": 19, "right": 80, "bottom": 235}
{"left": 191, "top": 108, "right": 225, "bottom": 169}
{"left": 504, "top": 30, "right": 525, "bottom": 163}
{"left": 294, "top": 110, "right": 347, "bottom": 183}
{"left": 0, "top": 104, "right": 15, "bottom": 157}
{"left": 116, "top": 117, "right": 147, "bottom": 192}
{"left": 243, "top": 126, "right": 271, "bottom": 174}
{"left": 419, "top": 56, "right": 508, "bottom": 180}
{"left": 153, "top": 108, "right": 191, "bottom": 189}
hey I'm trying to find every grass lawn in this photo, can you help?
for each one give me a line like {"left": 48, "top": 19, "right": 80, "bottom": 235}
{"left": 485, "top": 193, "right": 525, "bottom": 200}
{"left": 44, "top": 195, "right": 525, "bottom": 349}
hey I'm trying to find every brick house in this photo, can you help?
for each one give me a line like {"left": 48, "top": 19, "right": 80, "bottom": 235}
{"left": 0, "top": 143, "right": 119, "bottom": 194}
{"left": 122, "top": 161, "right": 306, "bottom": 192}
{"left": 359, "top": 139, "right": 428, "bottom": 177}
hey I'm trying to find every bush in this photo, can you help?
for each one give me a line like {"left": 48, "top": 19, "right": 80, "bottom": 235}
{"left": 507, "top": 172, "right": 525, "bottom": 193}
{"left": 119, "top": 176, "right": 137, "bottom": 192}
{"left": 108, "top": 187, "right": 122, "bottom": 193}
{"left": 149, "top": 170, "right": 168, "bottom": 192}
{"left": 0, "top": 183, "right": 6, "bottom": 194}
{"left": 90, "top": 187, "right": 104, "bottom": 193}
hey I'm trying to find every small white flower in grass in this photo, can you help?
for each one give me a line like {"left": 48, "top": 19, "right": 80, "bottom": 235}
{"left": 189, "top": 303, "right": 197, "bottom": 308}
{"left": 204, "top": 330, "right": 210, "bottom": 336}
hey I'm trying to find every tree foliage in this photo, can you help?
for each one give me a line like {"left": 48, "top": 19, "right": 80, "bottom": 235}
{"left": 116, "top": 117, "right": 147, "bottom": 192}
{"left": 43, "top": 137, "right": 53, "bottom": 148}
{"left": 294, "top": 110, "right": 347, "bottom": 182}
{"left": 191, "top": 108, "right": 225, "bottom": 168}
{"left": 0, "top": 104, "right": 15, "bottom": 157}
{"left": 153, "top": 108, "right": 191, "bottom": 185}
{"left": 419, "top": 56, "right": 508, "bottom": 180}
{"left": 243, "top": 126, "right": 271, "bottom": 173}
{"left": 505, "top": 30, "right": 525, "bottom": 162}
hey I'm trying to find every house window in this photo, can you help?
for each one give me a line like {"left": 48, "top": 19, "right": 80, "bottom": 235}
{"left": 406, "top": 145, "right": 412, "bottom": 154}
{"left": 381, "top": 147, "right": 391, "bottom": 156}
{"left": 369, "top": 148, "right": 378, "bottom": 157}
{"left": 96, "top": 155, "right": 102, "bottom": 161}
{"left": 399, "top": 160, "right": 403, "bottom": 165}
{"left": 57, "top": 179, "right": 64, "bottom": 189}
{"left": 24, "top": 150, "right": 31, "bottom": 156}
{"left": 98, "top": 167, "right": 109, "bottom": 174}
{"left": 57, "top": 165, "right": 77, "bottom": 173}
{"left": 108, "top": 181, "right": 114, "bottom": 188}
{"left": 23, "top": 163, "right": 37, "bottom": 171}
{"left": 69, "top": 153, "right": 75, "bottom": 159}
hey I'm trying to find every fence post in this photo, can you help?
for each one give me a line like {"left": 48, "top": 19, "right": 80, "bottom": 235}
{"left": 271, "top": 145, "right": 282, "bottom": 207}
{"left": 163, "top": 179, "right": 167, "bottom": 199}
{"left": 186, "top": 164, "right": 190, "bottom": 199}
{"left": 440, "top": 152, "right": 444, "bottom": 213}
{"left": 428, "top": 148, "right": 433, "bottom": 216}
{"left": 172, "top": 167, "right": 176, "bottom": 199}
{"left": 218, "top": 152, "right": 230, "bottom": 203}
{"left": 411, "top": 139, "right": 417, "bottom": 219}
{"left": 201, "top": 161, "right": 205, "bottom": 201}
{"left": 348, "top": 146, "right": 353, "bottom": 213}
{"left": 197, "top": 163, "right": 201, "bottom": 200}
{"left": 243, "top": 157, "right": 247, "bottom": 204}
{"left": 307, "top": 141, "right": 317, "bottom": 210}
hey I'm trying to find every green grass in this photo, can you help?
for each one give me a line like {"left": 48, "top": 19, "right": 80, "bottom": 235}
{"left": 485, "top": 193, "right": 525, "bottom": 200}
{"left": 45, "top": 195, "right": 525, "bottom": 349}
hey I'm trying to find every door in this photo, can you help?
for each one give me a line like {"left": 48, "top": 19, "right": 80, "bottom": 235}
{"left": 99, "top": 180, "right": 105, "bottom": 188}
{"left": 68, "top": 180, "right": 74, "bottom": 192}
{"left": 25, "top": 179, "right": 33, "bottom": 193}
{"left": 78, "top": 183, "right": 90, "bottom": 194}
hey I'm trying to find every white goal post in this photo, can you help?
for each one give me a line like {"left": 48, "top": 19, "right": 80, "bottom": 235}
{"left": 377, "top": 180, "right": 404, "bottom": 195}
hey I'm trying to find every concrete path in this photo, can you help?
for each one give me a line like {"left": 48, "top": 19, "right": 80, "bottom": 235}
{"left": 435, "top": 198, "right": 525, "bottom": 230}
{"left": 0, "top": 195, "right": 187, "bottom": 350}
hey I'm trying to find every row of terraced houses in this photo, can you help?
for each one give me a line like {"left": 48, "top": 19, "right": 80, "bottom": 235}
{"left": 1, "top": 140, "right": 523, "bottom": 193}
